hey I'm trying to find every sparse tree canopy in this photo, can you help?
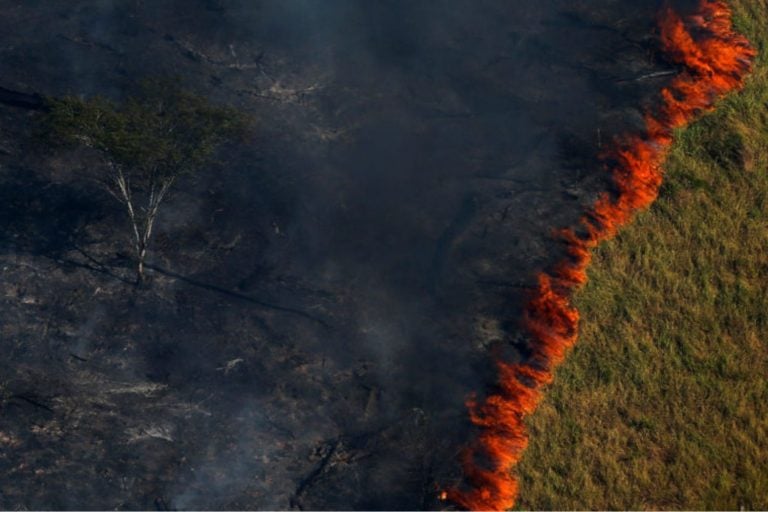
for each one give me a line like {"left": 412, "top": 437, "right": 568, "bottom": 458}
{"left": 45, "top": 78, "right": 249, "bottom": 283}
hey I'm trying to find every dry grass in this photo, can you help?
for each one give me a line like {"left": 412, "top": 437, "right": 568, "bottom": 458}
{"left": 516, "top": 2, "right": 768, "bottom": 509}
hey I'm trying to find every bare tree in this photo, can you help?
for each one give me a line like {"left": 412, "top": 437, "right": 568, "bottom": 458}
{"left": 45, "top": 79, "right": 248, "bottom": 283}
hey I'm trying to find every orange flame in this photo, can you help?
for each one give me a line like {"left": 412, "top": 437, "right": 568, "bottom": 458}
{"left": 448, "top": 2, "right": 756, "bottom": 510}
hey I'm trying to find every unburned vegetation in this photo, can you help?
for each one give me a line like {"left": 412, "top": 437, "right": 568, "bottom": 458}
{"left": 517, "top": 1, "right": 768, "bottom": 509}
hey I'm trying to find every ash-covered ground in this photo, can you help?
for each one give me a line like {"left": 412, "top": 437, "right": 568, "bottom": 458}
{"left": 1, "top": 1, "right": 680, "bottom": 509}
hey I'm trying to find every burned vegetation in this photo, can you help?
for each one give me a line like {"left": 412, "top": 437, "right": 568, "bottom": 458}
{"left": 0, "top": 0, "right": 697, "bottom": 509}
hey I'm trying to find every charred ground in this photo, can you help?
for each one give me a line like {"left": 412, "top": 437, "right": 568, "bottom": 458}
{"left": 1, "top": 1, "right": 685, "bottom": 509}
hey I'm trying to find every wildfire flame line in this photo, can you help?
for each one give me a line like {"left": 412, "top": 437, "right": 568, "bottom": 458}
{"left": 447, "top": 1, "right": 756, "bottom": 510}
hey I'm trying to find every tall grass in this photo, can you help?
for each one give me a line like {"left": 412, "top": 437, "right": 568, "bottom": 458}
{"left": 516, "top": 1, "right": 768, "bottom": 509}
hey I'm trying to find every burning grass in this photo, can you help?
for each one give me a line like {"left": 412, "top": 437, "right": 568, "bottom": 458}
{"left": 516, "top": 0, "right": 768, "bottom": 508}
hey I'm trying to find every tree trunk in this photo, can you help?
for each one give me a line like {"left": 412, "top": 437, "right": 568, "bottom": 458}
{"left": 131, "top": 231, "right": 145, "bottom": 285}
{"left": 109, "top": 169, "right": 174, "bottom": 286}
{"left": 136, "top": 245, "right": 147, "bottom": 285}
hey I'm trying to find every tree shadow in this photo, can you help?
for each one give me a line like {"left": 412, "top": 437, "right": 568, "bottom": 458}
{"left": 0, "top": 166, "right": 112, "bottom": 259}
{"left": 145, "top": 262, "right": 330, "bottom": 328}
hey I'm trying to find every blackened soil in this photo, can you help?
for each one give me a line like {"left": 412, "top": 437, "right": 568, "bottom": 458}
{"left": 0, "top": 0, "right": 681, "bottom": 509}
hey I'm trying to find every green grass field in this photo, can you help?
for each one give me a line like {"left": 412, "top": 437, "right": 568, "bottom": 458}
{"left": 516, "top": 1, "right": 768, "bottom": 509}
